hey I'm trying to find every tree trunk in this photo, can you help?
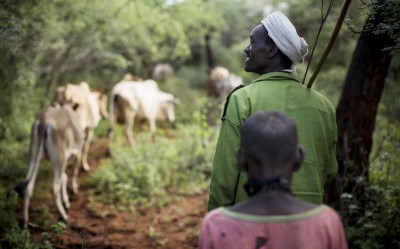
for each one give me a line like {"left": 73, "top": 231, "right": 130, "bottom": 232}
{"left": 203, "top": 0, "right": 215, "bottom": 73}
{"left": 325, "top": 10, "right": 394, "bottom": 212}
{"left": 205, "top": 34, "right": 215, "bottom": 73}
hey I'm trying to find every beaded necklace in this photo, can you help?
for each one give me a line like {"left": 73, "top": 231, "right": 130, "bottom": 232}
{"left": 244, "top": 176, "right": 293, "bottom": 197}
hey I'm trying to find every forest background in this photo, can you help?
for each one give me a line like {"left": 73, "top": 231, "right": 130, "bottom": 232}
{"left": 0, "top": 0, "right": 399, "bottom": 248}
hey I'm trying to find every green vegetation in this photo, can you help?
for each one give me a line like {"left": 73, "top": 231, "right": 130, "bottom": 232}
{"left": 87, "top": 121, "right": 217, "bottom": 210}
{"left": 344, "top": 185, "right": 400, "bottom": 249}
{"left": 1, "top": 221, "right": 66, "bottom": 249}
{"left": 87, "top": 76, "right": 219, "bottom": 210}
{"left": 0, "top": 0, "right": 399, "bottom": 248}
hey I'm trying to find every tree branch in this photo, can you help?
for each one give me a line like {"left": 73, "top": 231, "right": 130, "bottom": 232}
{"left": 307, "top": 0, "right": 353, "bottom": 88}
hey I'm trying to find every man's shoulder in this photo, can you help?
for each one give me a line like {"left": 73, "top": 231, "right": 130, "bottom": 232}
{"left": 291, "top": 85, "right": 335, "bottom": 112}
{"left": 220, "top": 84, "right": 246, "bottom": 118}
{"left": 230, "top": 84, "right": 246, "bottom": 96}
{"left": 309, "top": 89, "right": 336, "bottom": 112}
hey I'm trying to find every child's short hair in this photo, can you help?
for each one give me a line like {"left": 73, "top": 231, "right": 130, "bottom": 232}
{"left": 240, "top": 111, "right": 298, "bottom": 166}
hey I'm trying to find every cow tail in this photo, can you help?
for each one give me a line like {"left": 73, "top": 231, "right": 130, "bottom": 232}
{"left": 43, "top": 123, "right": 51, "bottom": 159}
{"left": 10, "top": 119, "right": 46, "bottom": 198}
{"left": 6, "top": 181, "right": 28, "bottom": 198}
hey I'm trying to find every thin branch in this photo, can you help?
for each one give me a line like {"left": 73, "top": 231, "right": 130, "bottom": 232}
{"left": 302, "top": 0, "right": 336, "bottom": 84}
{"left": 307, "top": 0, "right": 353, "bottom": 88}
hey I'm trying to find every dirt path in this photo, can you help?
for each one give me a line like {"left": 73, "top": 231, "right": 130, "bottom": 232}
{"left": 51, "top": 138, "right": 209, "bottom": 249}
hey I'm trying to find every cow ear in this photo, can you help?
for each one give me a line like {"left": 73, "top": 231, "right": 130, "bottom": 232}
{"left": 51, "top": 102, "right": 60, "bottom": 108}
{"left": 167, "top": 98, "right": 179, "bottom": 105}
{"left": 172, "top": 98, "right": 180, "bottom": 105}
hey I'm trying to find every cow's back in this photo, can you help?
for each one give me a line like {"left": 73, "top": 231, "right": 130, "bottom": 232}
{"left": 111, "top": 80, "right": 160, "bottom": 118}
{"left": 58, "top": 82, "right": 101, "bottom": 129}
{"left": 43, "top": 105, "right": 83, "bottom": 152}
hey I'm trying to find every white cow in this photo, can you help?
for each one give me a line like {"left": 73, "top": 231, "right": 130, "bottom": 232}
{"left": 17, "top": 103, "right": 84, "bottom": 229}
{"left": 55, "top": 82, "right": 101, "bottom": 171}
{"left": 108, "top": 79, "right": 179, "bottom": 145}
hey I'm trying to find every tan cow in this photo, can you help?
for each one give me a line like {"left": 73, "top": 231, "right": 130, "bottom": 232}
{"left": 123, "top": 73, "right": 143, "bottom": 82}
{"left": 108, "top": 79, "right": 179, "bottom": 145}
{"left": 16, "top": 103, "right": 84, "bottom": 228}
{"left": 56, "top": 86, "right": 108, "bottom": 120}
{"left": 207, "top": 66, "right": 243, "bottom": 103}
{"left": 55, "top": 82, "right": 101, "bottom": 171}
{"left": 152, "top": 63, "right": 174, "bottom": 83}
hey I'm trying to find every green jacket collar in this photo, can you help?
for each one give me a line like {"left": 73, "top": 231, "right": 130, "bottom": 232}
{"left": 252, "top": 71, "right": 300, "bottom": 85}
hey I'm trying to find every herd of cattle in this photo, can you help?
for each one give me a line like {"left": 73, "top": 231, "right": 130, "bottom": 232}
{"left": 12, "top": 65, "right": 242, "bottom": 228}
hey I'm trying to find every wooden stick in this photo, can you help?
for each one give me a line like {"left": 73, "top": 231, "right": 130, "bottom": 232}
{"left": 307, "top": 0, "right": 353, "bottom": 89}
{"left": 302, "top": 0, "right": 335, "bottom": 85}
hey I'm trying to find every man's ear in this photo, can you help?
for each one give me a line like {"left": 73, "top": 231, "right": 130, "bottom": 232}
{"left": 267, "top": 43, "right": 279, "bottom": 58}
{"left": 293, "top": 148, "right": 305, "bottom": 172}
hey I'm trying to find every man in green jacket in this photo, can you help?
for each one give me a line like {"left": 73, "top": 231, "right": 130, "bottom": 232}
{"left": 208, "top": 11, "right": 338, "bottom": 211}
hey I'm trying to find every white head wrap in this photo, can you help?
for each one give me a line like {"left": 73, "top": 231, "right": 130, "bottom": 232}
{"left": 261, "top": 11, "right": 308, "bottom": 66}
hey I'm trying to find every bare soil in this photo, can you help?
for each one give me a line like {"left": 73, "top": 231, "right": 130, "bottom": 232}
{"left": 40, "top": 137, "right": 208, "bottom": 249}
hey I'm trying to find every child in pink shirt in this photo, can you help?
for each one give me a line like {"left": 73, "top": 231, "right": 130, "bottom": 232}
{"left": 199, "top": 111, "right": 348, "bottom": 249}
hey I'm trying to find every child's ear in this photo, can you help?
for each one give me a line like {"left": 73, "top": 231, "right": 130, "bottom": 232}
{"left": 293, "top": 148, "right": 304, "bottom": 172}
{"left": 236, "top": 148, "right": 248, "bottom": 171}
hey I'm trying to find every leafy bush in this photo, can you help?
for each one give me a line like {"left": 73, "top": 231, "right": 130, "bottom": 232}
{"left": 0, "top": 191, "right": 19, "bottom": 235}
{"left": 0, "top": 141, "right": 30, "bottom": 186}
{"left": 1, "top": 221, "right": 66, "bottom": 249}
{"left": 0, "top": 190, "right": 67, "bottom": 248}
{"left": 342, "top": 185, "right": 400, "bottom": 249}
{"left": 87, "top": 117, "right": 217, "bottom": 210}
{"left": 369, "top": 121, "right": 400, "bottom": 186}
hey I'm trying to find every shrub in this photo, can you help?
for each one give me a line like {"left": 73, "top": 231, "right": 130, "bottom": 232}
{"left": 86, "top": 114, "right": 218, "bottom": 210}
{"left": 1, "top": 221, "right": 66, "bottom": 249}
{"left": 343, "top": 185, "right": 400, "bottom": 249}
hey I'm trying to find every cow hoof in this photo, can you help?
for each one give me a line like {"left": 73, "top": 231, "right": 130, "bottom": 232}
{"left": 72, "top": 185, "right": 79, "bottom": 195}
{"left": 59, "top": 214, "right": 68, "bottom": 222}
{"left": 82, "top": 163, "right": 90, "bottom": 171}
{"left": 63, "top": 201, "right": 70, "bottom": 210}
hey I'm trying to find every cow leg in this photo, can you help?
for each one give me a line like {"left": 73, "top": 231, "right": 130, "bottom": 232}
{"left": 108, "top": 93, "right": 117, "bottom": 141}
{"left": 61, "top": 172, "right": 70, "bottom": 210}
{"left": 53, "top": 161, "right": 68, "bottom": 221}
{"left": 72, "top": 155, "right": 81, "bottom": 195}
{"left": 126, "top": 110, "right": 136, "bottom": 145}
{"left": 44, "top": 126, "right": 68, "bottom": 221}
{"left": 148, "top": 118, "right": 156, "bottom": 142}
{"left": 23, "top": 152, "right": 42, "bottom": 229}
{"left": 81, "top": 128, "right": 93, "bottom": 171}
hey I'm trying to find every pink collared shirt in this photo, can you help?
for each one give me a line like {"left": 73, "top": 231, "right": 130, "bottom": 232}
{"left": 199, "top": 205, "right": 348, "bottom": 249}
